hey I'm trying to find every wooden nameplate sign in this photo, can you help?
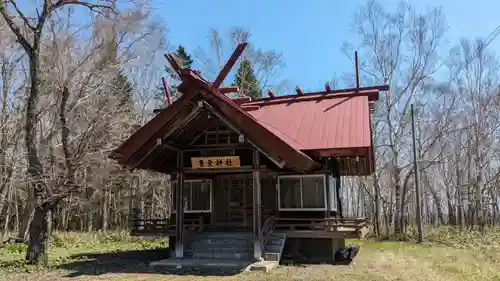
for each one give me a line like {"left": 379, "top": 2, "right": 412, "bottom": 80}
{"left": 191, "top": 156, "right": 241, "bottom": 169}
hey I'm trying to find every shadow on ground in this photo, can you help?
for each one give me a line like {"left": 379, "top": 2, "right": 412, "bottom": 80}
{"left": 58, "top": 246, "right": 359, "bottom": 278}
{"left": 58, "top": 248, "right": 248, "bottom": 277}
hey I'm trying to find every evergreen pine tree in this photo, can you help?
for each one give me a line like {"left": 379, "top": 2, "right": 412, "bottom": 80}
{"left": 100, "top": 25, "right": 134, "bottom": 111}
{"left": 232, "top": 58, "right": 261, "bottom": 100}
{"left": 112, "top": 70, "right": 134, "bottom": 110}
{"left": 175, "top": 45, "right": 193, "bottom": 69}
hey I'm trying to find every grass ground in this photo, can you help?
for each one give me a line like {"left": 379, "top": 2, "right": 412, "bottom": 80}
{"left": 1, "top": 227, "right": 500, "bottom": 281}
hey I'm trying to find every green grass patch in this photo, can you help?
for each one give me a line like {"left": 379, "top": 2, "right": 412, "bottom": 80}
{"left": 0, "top": 231, "right": 167, "bottom": 274}
{"left": 1, "top": 227, "right": 500, "bottom": 280}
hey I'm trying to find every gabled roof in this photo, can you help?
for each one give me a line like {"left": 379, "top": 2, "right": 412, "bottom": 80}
{"left": 110, "top": 69, "right": 321, "bottom": 173}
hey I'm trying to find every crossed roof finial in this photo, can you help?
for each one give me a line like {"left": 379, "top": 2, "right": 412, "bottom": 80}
{"left": 164, "top": 43, "right": 248, "bottom": 94}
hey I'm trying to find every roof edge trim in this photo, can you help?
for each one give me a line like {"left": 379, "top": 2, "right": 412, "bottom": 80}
{"left": 243, "top": 84, "right": 388, "bottom": 106}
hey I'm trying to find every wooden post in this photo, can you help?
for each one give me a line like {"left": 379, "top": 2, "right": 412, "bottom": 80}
{"left": 252, "top": 148, "right": 262, "bottom": 261}
{"left": 325, "top": 172, "right": 331, "bottom": 218}
{"left": 175, "top": 151, "right": 185, "bottom": 258}
{"left": 333, "top": 159, "right": 343, "bottom": 218}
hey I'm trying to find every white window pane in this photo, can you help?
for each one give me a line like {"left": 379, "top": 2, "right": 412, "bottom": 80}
{"left": 302, "top": 176, "right": 325, "bottom": 209}
{"left": 279, "top": 178, "right": 301, "bottom": 209}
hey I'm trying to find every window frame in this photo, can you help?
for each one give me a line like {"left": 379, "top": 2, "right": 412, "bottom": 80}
{"left": 277, "top": 174, "right": 327, "bottom": 211}
{"left": 171, "top": 179, "right": 213, "bottom": 213}
{"left": 328, "top": 175, "right": 338, "bottom": 211}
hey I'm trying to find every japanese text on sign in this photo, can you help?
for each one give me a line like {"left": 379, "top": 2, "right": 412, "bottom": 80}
{"left": 191, "top": 156, "right": 241, "bottom": 169}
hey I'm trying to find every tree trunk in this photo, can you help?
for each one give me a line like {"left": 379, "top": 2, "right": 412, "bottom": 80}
{"left": 422, "top": 172, "right": 445, "bottom": 226}
{"left": 102, "top": 186, "right": 109, "bottom": 231}
{"left": 87, "top": 210, "right": 93, "bottom": 232}
{"left": 23, "top": 46, "right": 51, "bottom": 263}
{"left": 14, "top": 189, "right": 19, "bottom": 232}
{"left": 445, "top": 184, "right": 455, "bottom": 225}
{"left": 18, "top": 189, "right": 35, "bottom": 241}
{"left": 394, "top": 166, "right": 402, "bottom": 235}
{"left": 1, "top": 186, "right": 12, "bottom": 239}
{"left": 373, "top": 175, "right": 381, "bottom": 236}
{"left": 25, "top": 206, "right": 51, "bottom": 265}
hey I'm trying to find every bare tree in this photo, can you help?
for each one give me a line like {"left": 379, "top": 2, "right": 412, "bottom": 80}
{"left": 195, "top": 27, "right": 286, "bottom": 96}
{"left": 0, "top": 0, "right": 116, "bottom": 263}
{"left": 343, "top": 0, "right": 448, "bottom": 235}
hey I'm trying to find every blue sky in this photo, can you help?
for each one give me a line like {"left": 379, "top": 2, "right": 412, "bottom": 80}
{"left": 151, "top": 0, "right": 500, "bottom": 93}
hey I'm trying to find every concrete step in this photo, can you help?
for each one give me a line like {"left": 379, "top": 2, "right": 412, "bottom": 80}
{"left": 268, "top": 232, "right": 286, "bottom": 239}
{"left": 264, "top": 252, "right": 280, "bottom": 262}
{"left": 192, "top": 241, "right": 253, "bottom": 247}
{"left": 193, "top": 238, "right": 253, "bottom": 245}
{"left": 150, "top": 258, "right": 253, "bottom": 271}
{"left": 193, "top": 251, "right": 253, "bottom": 260}
{"left": 266, "top": 239, "right": 285, "bottom": 246}
{"left": 193, "top": 237, "right": 254, "bottom": 243}
{"left": 189, "top": 231, "right": 256, "bottom": 262}
{"left": 263, "top": 231, "right": 286, "bottom": 262}
{"left": 195, "top": 232, "right": 253, "bottom": 239}
{"left": 192, "top": 246, "right": 253, "bottom": 253}
{"left": 264, "top": 245, "right": 283, "bottom": 253}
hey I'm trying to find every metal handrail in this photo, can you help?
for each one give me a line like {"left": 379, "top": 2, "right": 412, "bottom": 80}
{"left": 260, "top": 215, "right": 275, "bottom": 257}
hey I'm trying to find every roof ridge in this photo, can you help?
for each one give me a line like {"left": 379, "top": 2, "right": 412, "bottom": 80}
{"left": 241, "top": 84, "right": 388, "bottom": 107}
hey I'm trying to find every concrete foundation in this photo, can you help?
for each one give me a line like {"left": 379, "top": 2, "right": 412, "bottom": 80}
{"left": 283, "top": 237, "right": 346, "bottom": 263}
{"left": 149, "top": 258, "right": 278, "bottom": 272}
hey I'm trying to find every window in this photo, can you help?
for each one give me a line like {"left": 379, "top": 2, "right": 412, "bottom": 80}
{"left": 278, "top": 175, "right": 326, "bottom": 211}
{"left": 172, "top": 179, "right": 212, "bottom": 213}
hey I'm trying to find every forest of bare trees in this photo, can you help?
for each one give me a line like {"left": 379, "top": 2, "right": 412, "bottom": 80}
{"left": 0, "top": 0, "right": 499, "bottom": 263}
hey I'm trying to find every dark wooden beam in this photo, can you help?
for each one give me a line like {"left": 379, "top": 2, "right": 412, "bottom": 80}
{"left": 265, "top": 169, "right": 331, "bottom": 176}
{"left": 128, "top": 138, "right": 161, "bottom": 170}
{"left": 219, "top": 86, "right": 239, "bottom": 94}
{"left": 159, "top": 139, "right": 182, "bottom": 152}
{"left": 303, "top": 147, "right": 370, "bottom": 158}
{"left": 241, "top": 85, "right": 389, "bottom": 105}
{"left": 183, "top": 165, "right": 269, "bottom": 174}
{"left": 252, "top": 148, "right": 262, "bottom": 261}
{"left": 162, "top": 77, "right": 172, "bottom": 106}
{"left": 183, "top": 143, "right": 251, "bottom": 151}
{"left": 175, "top": 150, "right": 185, "bottom": 258}
{"left": 165, "top": 53, "right": 183, "bottom": 78}
{"left": 332, "top": 159, "right": 343, "bottom": 218}
{"left": 325, "top": 172, "right": 331, "bottom": 218}
{"left": 131, "top": 106, "right": 202, "bottom": 169}
{"left": 212, "top": 43, "right": 248, "bottom": 89}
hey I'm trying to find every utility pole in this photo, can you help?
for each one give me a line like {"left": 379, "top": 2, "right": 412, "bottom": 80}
{"left": 411, "top": 104, "right": 423, "bottom": 243}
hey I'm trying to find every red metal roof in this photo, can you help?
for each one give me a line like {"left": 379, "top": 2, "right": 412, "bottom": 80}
{"left": 242, "top": 94, "right": 373, "bottom": 151}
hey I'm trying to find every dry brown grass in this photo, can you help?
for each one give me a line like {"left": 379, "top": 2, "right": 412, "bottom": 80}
{"left": 1, "top": 228, "right": 500, "bottom": 281}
